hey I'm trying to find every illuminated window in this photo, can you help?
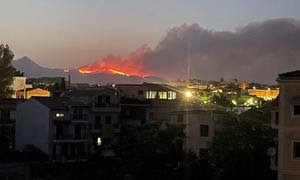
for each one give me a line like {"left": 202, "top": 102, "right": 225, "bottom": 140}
{"left": 168, "top": 91, "right": 176, "bottom": 100}
{"left": 97, "top": 137, "right": 102, "bottom": 146}
{"left": 55, "top": 113, "right": 64, "bottom": 118}
{"left": 146, "top": 91, "right": 157, "bottom": 99}
{"left": 158, "top": 91, "right": 167, "bottom": 99}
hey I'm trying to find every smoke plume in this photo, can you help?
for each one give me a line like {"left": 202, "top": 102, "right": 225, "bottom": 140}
{"left": 81, "top": 18, "right": 300, "bottom": 83}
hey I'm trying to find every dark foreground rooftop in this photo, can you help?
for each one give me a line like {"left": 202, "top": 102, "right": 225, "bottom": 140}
{"left": 278, "top": 70, "right": 300, "bottom": 80}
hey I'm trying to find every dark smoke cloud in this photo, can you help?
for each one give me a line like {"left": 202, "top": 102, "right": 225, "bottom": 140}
{"left": 141, "top": 18, "right": 300, "bottom": 84}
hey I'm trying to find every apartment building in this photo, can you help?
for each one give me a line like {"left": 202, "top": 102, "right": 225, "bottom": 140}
{"left": 10, "top": 76, "right": 32, "bottom": 98}
{"left": 277, "top": 70, "right": 300, "bottom": 180}
{"left": 66, "top": 88, "right": 121, "bottom": 152}
{"left": 117, "top": 83, "right": 185, "bottom": 125}
{"left": 0, "top": 99, "right": 19, "bottom": 151}
{"left": 16, "top": 97, "right": 90, "bottom": 161}
{"left": 169, "top": 108, "right": 226, "bottom": 157}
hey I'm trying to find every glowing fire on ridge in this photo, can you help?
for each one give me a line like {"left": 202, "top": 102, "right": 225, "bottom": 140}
{"left": 79, "top": 68, "right": 131, "bottom": 77}
{"left": 78, "top": 45, "right": 151, "bottom": 78}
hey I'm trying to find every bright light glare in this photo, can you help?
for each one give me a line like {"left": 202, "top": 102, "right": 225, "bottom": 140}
{"left": 97, "top": 137, "right": 102, "bottom": 146}
{"left": 185, "top": 91, "right": 192, "bottom": 98}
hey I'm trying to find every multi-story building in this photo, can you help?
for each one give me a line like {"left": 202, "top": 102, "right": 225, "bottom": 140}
{"left": 66, "top": 87, "right": 121, "bottom": 152}
{"left": 247, "top": 88, "right": 279, "bottom": 101}
{"left": 0, "top": 99, "right": 19, "bottom": 151}
{"left": 16, "top": 97, "right": 90, "bottom": 161}
{"left": 277, "top": 70, "right": 300, "bottom": 180}
{"left": 119, "top": 97, "right": 151, "bottom": 126}
{"left": 117, "top": 83, "right": 185, "bottom": 125}
{"left": 169, "top": 108, "right": 226, "bottom": 157}
{"left": 11, "top": 76, "right": 32, "bottom": 98}
{"left": 15, "top": 88, "right": 50, "bottom": 99}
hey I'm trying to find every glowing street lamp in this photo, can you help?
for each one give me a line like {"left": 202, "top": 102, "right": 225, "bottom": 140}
{"left": 185, "top": 91, "right": 192, "bottom": 98}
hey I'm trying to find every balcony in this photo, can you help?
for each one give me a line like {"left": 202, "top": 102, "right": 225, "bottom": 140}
{"left": 92, "top": 103, "right": 121, "bottom": 112}
{"left": 72, "top": 114, "right": 89, "bottom": 122}
{"left": 53, "top": 133, "right": 88, "bottom": 143}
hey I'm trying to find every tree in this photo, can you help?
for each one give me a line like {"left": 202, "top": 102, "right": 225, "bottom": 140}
{"left": 0, "top": 44, "right": 15, "bottom": 98}
{"left": 114, "top": 124, "right": 210, "bottom": 180}
{"left": 212, "top": 94, "right": 232, "bottom": 107}
{"left": 209, "top": 110, "right": 277, "bottom": 180}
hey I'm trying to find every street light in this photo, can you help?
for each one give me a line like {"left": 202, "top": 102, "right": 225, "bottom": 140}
{"left": 185, "top": 91, "right": 192, "bottom": 98}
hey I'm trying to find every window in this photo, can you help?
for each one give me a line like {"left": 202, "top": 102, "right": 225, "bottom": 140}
{"left": 294, "top": 142, "right": 300, "bottom": 159}
{"left": 200, "top": 125, "right": 209, "bottom": 137}
{"left": 275, "top": 112, "right": 279, "bottom": 125}
{"left": 177, "top": 114, "right": 183, "bottom": 122}
{"left": 168, "top": 91, "right": 176, "bottom": 100}
{"left": 158, "top": 91, "right": 167, "bottom": 99}
{"left": 113, "top": 124, "right": 119, "bottom": 129}
{"left": 75, "top": 124, "right": 82, "bottom": 139}
{"left": 73, "top": 108, "right": 83, "bottom": 119}
{"left": 146, "top": 91, "right": 157, "bottom": 99}
{"left": 149, "top": 112, "right": 154, "bottom": 121}
{"left": 55, "top": 113, "right": 64, "bottom": 118}
{"left": 56, "top": 124, "right": 64, "bottom": 139}
{"left": 138, "top": 90, "right": 143, "bottom": 95}
{"left": 294, "top": 105, "right": 300, "bottom": 115}
{"left": 97, "top": 96, "right": 103, "bottom": 106}
{"left": 105, "top": 116, "right": 111, "bottom": 124}
{"left": 105, "top": 96, "right": 110, "bottom": 104}
{"left": 94, "top": 116, "right": 101, "bottom": 129}
{"left": 97, "top": 137, "right": 102, "bottom": 146}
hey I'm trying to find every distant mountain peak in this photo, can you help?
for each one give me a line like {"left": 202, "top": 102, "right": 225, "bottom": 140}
{"left": 14, "top": 56, "right": 37, "bottom": 65}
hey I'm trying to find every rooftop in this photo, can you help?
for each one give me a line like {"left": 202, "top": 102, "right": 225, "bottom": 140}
{"left": 278, "top": 70, "right": 300, "bottom": 80}
{"left": 33, "top": 97, "right": 87, "bottom": 109}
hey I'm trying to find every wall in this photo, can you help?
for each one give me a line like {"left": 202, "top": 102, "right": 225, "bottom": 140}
{"left": 16, "top": 99, "right": 50, "bottom": 155}
{"left": 278, "top": 80, "right": 300, "bottom": 179}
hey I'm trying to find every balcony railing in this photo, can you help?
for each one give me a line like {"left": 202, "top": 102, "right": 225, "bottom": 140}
{"left": 54, "top": 133, "right": 73, "bottom": 140}
{"left": 92, "top": 103, "right": 121, "bottom": 112}
{"left": 53, "top": 133, "right": 88, "bottom": 141}
{"left": 94, "top": 103, "right": 120, "bottom": 108}
{"left": 72, "top": 114, "right": 88, "bottom": 121}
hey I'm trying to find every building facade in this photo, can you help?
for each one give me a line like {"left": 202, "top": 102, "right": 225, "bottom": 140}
{"left": 0, "top": 99, "right": 19, "bottom": 151}
{"left": 16, "top": 88, "right": 50, "bottom": 99}
{"left": 16, "top": 97, "right": 90, "bottom": 161}
{"left": 169, "top": 108, "right": 226, "bottom": 157}
{"left": 117, "top": 83, "right": 184, "bottom": 125}
{"left": 65, "top": 88, "right": 121, "bottom": 153}
{"left": 277, "top": 70, "right": 300, "bottom": 180}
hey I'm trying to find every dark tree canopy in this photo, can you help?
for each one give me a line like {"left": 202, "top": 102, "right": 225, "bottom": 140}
{"left": 0, "top": 44, "right": 15, "bottom": 98}
{"left": 209, "top": 110, "right": 277, "bottom": 180}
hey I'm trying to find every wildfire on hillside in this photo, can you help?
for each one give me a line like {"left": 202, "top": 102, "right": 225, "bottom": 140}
{"left": 78, "top": 45, "right": 151, "bottom": 78}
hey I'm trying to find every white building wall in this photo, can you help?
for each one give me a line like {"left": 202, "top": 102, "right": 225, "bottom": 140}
{"left": 170, "top": 110, "right": 218, "bottom": 156}
{"left": 16, "top": 99, "right": 50, "bottom": 155}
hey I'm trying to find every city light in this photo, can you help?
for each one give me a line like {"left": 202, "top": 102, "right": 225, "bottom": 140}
{"left": 185, "top": 91, "right": 192, "bottom": 98}
{"left": 97, "top": 137, "right": 102, "bottom": 146}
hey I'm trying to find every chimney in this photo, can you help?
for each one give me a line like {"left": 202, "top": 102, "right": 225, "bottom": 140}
{"left": 68, "top": 74, "right": 71, "bottom": 85}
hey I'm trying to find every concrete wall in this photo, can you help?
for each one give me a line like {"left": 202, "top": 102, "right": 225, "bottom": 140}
{"left": 16, "top": 99, "right": 50, "bottom": 155}
{"left": 278, "top": 80, "right": 300, "bottom": 179}
{"left": 170, "top": 110, "right": 224, "bottom": 157}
